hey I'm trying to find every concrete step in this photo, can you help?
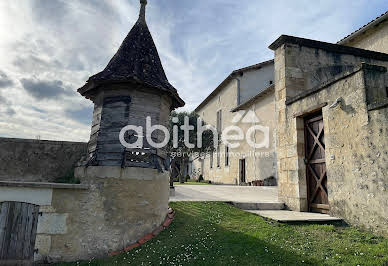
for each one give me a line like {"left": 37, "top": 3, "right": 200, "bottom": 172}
{"left": 247, "top": 210, "right": 343, "bottom": 223}
{"left": 169, "top": 188, "right": 175, "bottom": 197}
{"left": 231, "top": 201, "right": 285, "bottom": 210}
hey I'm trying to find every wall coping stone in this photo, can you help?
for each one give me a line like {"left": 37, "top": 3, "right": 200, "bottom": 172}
{"left": 285, "top": 63, "right": 387, "bottom": 105}
{"left": 269, "top": 35, "right": 388, "bottom": 61}
{"left": 0, "top": 181, "right": 89, "bottom": 190}
{"left": 0, "top": 137, "right": 87, "bottom": 146}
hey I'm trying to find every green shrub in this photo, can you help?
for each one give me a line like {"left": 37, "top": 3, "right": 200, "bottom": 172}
{"left": 55, "top": 170, "right": 81, "bottom": 184}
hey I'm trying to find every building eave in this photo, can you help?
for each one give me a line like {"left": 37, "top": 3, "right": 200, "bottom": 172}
{"left": 231, "top": 84, "right": 274, "bottom": 112}
{"left": 194, "top": 59, "right": 274, "bottom": 113}
{"left": 78, "top": 79, "right": 185, "bottom": 108}
{"left": 337, "top": 11, "right": 388, "bottom": 45}
{"left": 269, "top": 35, "right": 388, "bottom": 61}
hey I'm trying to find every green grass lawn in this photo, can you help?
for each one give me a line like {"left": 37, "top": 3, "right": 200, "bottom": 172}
{"left": 60, "top": 202, "right": 388, "bottom": 266}
{"left": 173, "top": 182, "right": 210, "bottom": 185}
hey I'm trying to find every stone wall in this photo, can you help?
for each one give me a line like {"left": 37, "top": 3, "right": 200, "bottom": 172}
{"left": 239, "top": 63, "right": 274, "bottom": 103}
{"left": 193, "top": 70, "right": 277, "bottom": 185}
{"left": 0, "top": 138, "right": 87, "bottom": 182}
{"left": 0, "top": 166, "right": 169, "bottom": 263}
{"left": 233, "top": 89, "right": 277, "bottom": 184}
{"left": 270, "top": 36, "right": 388, "bottom": 236}
{"left": 193, "top": 79, "right": 240, "bottom": 184}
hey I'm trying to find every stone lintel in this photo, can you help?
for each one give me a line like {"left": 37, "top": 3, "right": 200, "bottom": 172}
{"left": 292, "top": 102, "right": 328, "bottom": 118}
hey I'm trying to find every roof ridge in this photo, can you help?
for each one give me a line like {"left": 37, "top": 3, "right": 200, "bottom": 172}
{"left": 195, "top": 59, "right": 274, "bottom": 112}
{"left": 232, "top": 59, "right": 274, "bottom": 74}
{"left": 338, "top": 10, "right": 388, "bottom": 44}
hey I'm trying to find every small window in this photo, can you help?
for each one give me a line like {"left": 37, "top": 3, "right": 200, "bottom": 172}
{"left": 217, "top": 148, "right": 220, "bottom": 168}
{"left": 269, "top": 80, "right": 273, "bottom": 85}
{"left": 386, "top": 87, "right": 388, "bottom": 97}
{"left": 210, "top": 152, "right": 213, "bottom": 169}
{"left": 216, "top": 110, "right": 222, "bottom": 133}
{"left": 225, "top": 145, "right": 229, "bottom": 166}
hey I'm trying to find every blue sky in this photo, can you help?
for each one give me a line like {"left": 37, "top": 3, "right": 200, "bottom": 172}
{"left": 0, "top": 0, "right": 386, "bottom": 141}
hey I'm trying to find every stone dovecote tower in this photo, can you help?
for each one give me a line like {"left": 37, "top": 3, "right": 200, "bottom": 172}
{"left": 73, "top": 0, "right": 185, "bottom": 257}
{"left": 78, "top": 0, "right": 184, "bottom": 168}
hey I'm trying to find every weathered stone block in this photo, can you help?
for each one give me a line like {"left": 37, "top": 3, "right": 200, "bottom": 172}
{"left": 286, "top": 67, "right": 303, "bottom": 79}
{"left": 287, "top": 145, "right": 298, "bottom": 158}
{"left": 0, "top": 187, "right": 52, "bottom": 206}
{"left": 288, "top": 170, "right": 299, "bottom": 185}
{"left": 288, "top": 157, "right": 299, "bottom": 171}
{"left": 35, "top": 234, "right": 51, "bottom": 255}
{"left": 37, "top": 213, "right": 68, "bottom": 235}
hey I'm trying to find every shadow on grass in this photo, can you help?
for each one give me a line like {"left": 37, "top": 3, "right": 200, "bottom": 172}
{"left": 57, "top": 202, "right": 388, "bottom": 266}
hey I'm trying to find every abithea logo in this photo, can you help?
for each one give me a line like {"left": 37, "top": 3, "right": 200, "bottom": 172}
{"left": 119, "top": 111, "right": 270, "bottom": 149}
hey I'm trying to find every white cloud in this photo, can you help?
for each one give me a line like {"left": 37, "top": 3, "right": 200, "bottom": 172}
{"left": 0, "top": 0, "right": 384, "bottom": 141}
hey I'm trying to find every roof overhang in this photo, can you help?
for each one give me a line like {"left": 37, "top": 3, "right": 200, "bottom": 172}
{"left": 78, "top": 79, "right": 185, "bottom": 109}
{"left": 338, "top": 11, "right": 388, "bottom": 45}
{"left": 194, "top": 59, "right": 274, "bottom": 112}
{"left": 269, "top": 35, "right": 388, "bottom": 61}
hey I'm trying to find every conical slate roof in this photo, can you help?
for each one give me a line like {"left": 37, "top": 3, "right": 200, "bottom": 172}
{"left": 78, "top": 0, "right": 185, "bottom": 108}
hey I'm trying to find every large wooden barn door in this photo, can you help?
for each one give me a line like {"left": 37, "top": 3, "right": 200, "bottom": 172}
{"left": 304, "top": 113, "right": 329, "bottom": 213}
{"left": 0, "top": 202, "right": 40, "bottom": 264}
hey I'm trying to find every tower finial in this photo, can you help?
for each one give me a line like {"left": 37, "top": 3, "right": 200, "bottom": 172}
{"left": 139, "top": 0, "right": 147, "bottom": 22}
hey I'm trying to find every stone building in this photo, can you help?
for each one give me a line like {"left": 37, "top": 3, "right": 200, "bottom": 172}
{"left": 192, "top": 60, "right": 277, "bottom": 185}
{"left": 191, "top": 11, "right": 388, "bottom": 236}
{"left": 269, "top": 34, "right": 388, "bottom": 235}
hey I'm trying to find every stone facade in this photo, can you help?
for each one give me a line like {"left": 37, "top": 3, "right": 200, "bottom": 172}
{"left": 0, "top": 167, "right": 169, "bottom": 263}
{"left": 270, "top": 35, "right": 388, "bottom": 236}
{"left": 193, "top": 62, "right": 277, "bottom": 185}
{"left": 239, "top": 63, "right": 274, "bottom": 103}
{"left": 232, "top": 89, "right": 277, "bottom": 185}
{"left": 0, "top": 138, "right": 87, "bottom": 182}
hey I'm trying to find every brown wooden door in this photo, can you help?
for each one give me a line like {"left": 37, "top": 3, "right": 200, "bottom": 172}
{"left": 240, "top": 159, "right": 246, "bottom": 184}
{"left": 0, "top": 202, "right": 40, "bottom": 264}
{"left": 304, "top": 113, "right": 329, "bottom": 213}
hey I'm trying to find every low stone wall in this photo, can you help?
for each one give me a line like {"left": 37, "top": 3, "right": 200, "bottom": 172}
{"left": 0, "top": 166, "right": 169, "bottom": 263}
{"left": 0, "top": 138, "right": 87, "bottom": 182}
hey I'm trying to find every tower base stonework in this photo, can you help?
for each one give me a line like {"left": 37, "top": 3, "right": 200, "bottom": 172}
{"left": 58, "top": 166, "right": 169, "bottom": 261}
{"left": 0, "top": 167, "right": 169, "bottom": 263}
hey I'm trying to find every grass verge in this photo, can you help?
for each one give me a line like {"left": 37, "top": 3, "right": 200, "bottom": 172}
{"left": 58, "top": 202, "right": 388, "bottom": 266}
